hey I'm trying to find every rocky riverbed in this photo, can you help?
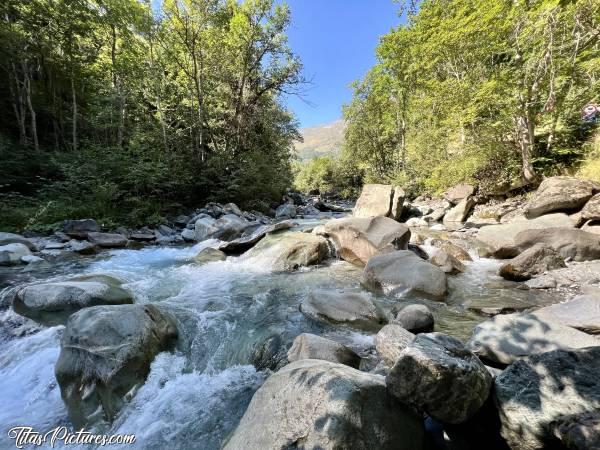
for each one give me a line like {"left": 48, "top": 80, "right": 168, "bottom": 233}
{"left": 1, "top": 178, "right": 600, "bottom": 449}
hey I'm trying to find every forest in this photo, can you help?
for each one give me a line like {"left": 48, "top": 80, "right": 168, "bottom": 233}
{"left": 0, "top": 0, "right": 302, "bottom": 231}
{"left": 295, "top": 0, "right": 600, "bottom": 197}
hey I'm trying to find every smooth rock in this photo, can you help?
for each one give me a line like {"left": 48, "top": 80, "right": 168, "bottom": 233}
{"left": 55, "top": 304, "right": 178, "bottom": 427}
{"left": 323, "top": 216, "right": 410, "bottom": 266}
{"left": 287, "top": 333, "right": 360, "bottom": 368}
{"left": 532, "top": 291, "right": 600, "bottom": 334}
{"left": 69, "top": 240, "right": 97, "bottom": 255}
{"left": 211, "top": 214, "right": 251, "bottom": 241}
{"left": 0, "top": 243, "right": 31, "bottom": 266}
{"left": 445, "top": 184, "right": 476, "bottom": 204}
{"left": 362, "top": 250, "right": 447, "bottom": 299}
{"left": 495, "top": 347, "right": 600, "bottom": 450}
{"left": 468, "top": 313, "right": 600, "bottom": 366}
{"left": 430, "top": 248, "right": 465, "bottom": 274}
{"left": 194, "top": 216, "right": 219, "bottom": 241}
{"left": 194, "top": 247, "right": 226, "bottom": 264}
{"left": 223, "top": 359, "right": 424, "bottom": 450}
{"left": 511, "top": 228, "right": 600, "bottom": 262}
{"left": 63, "top": 219, "right": 100, "bottom": 238}
{"left": 181, "top": 228, "right": 196, "bottom": 242}
{"left": 275, "top": 203, "right": 297, "bottom": 219}
{"left": 391, "top": 186, "right": 406, "bottom": 220}
{"left": 353, "top": 183, "right": 394, "bottom": 218}
{"left": 218, "top": 220, "right": 294, "bottom": 254}
{"left": 387, "top": 333, "right": 492, "bottom": 424}
{"left": 375, "top": 324, "right": 415, "bottom": 367}
{"left": 443, "top": 196, "right": 476, "bottom": 223}
{"left": 428, "top": 238, "right": 472, "bottom": 261}
{"left": 525, "top": 176, "right": 599, "bottom": 218}
{"left": 499, "top": 243, "right": 566, "bottom": 281}
{"left": 406, "top": 217, "right": 429, "bottom": 227}
{"left": 393, "top": 304, "right": 435, "bottom": 333}
{"left": 86, "top": 232, "right": 128, "bottom": 248}
{"left": 582, "top": 220, "right": 600, "bottom": 235}
{"left": 0, "top": 232, "right": 36, "bottom": 250}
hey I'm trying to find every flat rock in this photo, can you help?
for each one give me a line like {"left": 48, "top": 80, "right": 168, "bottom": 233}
{"left": 512, "top": 228, "right": 600, "bottom": 262}
{"left": 532, "top": 291, "right": 600, "bottom": 334}
{"left": 445, "top": 184, "right": 476, "bottom": 204}
{"left": 353, "top": 183, "right": 394, "bottom": 218}
{"left": 194, "top": 247, "right": 226, "bottom": 264}
{"left": 86, "top": 232, "right": 128, "bottom": 248}
{"left": 0, "top": 232, "right": 36, "bottom": 250}
{"left": 63, "top": 219, "right": 100, "bottom": 238}
{"left": 499, "top": 243, "right": 566, "bottom": 281}
{"left": 525, "top": 176, "right": 599, "bottom": 218}
{"left": 0, "top": 243, "right": 31, "bottom": 266}
{"left": 287, "top": 333, "right": 360, "bottom": 368}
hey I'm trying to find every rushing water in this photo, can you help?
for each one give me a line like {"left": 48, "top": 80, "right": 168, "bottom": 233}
{"left": 0, "top": 225, "right": 564, "bottom": 450}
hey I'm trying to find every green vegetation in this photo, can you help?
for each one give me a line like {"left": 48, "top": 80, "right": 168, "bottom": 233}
{"left": 0, "top": 0, "right": 302, "bottom": 231}
{"left": 338, "top": 0, "right": 600, "bottom": 196}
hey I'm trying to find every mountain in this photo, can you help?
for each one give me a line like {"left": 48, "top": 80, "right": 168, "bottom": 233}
{"left": 294, "top": 119, "right": 345, "bottom": 161}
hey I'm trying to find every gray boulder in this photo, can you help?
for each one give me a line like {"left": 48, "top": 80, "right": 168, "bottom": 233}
{"left": 532, "top": 290, "right": 600, "bottom": 334}
{"left": 218, "top": 220, "right": 294, "bottom": 254}
{"left": 361, "top": 250, "right": 447, "bottom": 299}
{"left": 443, "top": 196, "right": 476, "bottom": 223}
{"left": 525, "top": 176, "right": 599, "bottom": 218}
{"left": 194, "top": 247, "right": 226, "bottom": 264}
{"left": 375, "top": 324, "right": 415, "bottom": 367}
{"left": 0, "top": 243, "right": 31, "bottom": 266}
{"left": 476, "top": 213, "right": 574, "bottom": 258}
{"left": 211, "top": 214, "right": 251, "bottom": 241}
{"left": 69, "top": 240, "right": 97, "bottom": 255}
{"left": 468, "top": 313, "right": 599, "bottom": 366}
{"left": 0, "top": 232, "right": 36, "bottom": 250}
{"left": 300, "top": 290, "right": 387, "bottom": 331}
{"left": 353, "top": 183, "right": 394, "bottom": 218}
{"left": 581, "top": 193, "right": 600, "bottom": 222}
{"left": 241, "top": 231, "right": 329, "bottom": 272}
{"left": 387, "top": 333, "right": 492, "bottom": 424}
{"left": 393, "top": 304, "right": 435, "bottom": 333}
{"left": 223, "top": 202, "right": 244, "bottom": 217}
{"left": 428, "top": 238, "right": 472, "bottom": 261}
{"left": 430, "top": 248, "right": 465, "bottom": 274}
{"left": 582, "top": 220, "right": 600, "bottom": 235}
{"left": 55, "top": 304, "right": 178, "bottom": 427}
{"left": 287, "top": 333, "right": 360, "bottom": 368}
{"left": 499, "top": 243, "right": 566, "bottom": 281}
{"left": 12, "top": 277, "right": 133, "bottom": 326}
{"left": 323, "top": 216, "right": 411, "bottom": 266}
{"left": 275, "top": 203, "right": 297, "bottom": 219}
{"left": 511, "top": 228, "right": 600, "bottom": 262}
{"left": 63, "top": 219, "right": 100, "bottom": 238}
{"left": 86, "top": 232, "right": 128, "bottom": 248}
{"left": 495, "top": 347, "right": 600, "bottom": 450}
{"left": 444, "top": 184, "right": 476, "bottom": 204}
{"left": 181, "top": 228, "right": 196, "bottom": 242}
{"left": 194, "top": 215, "right": 219, "bottom": 241}
{"left": 551, "top": 412, "right": 600, "bottom": 450}
{"left": 222, "top": 359, "right": 424, "bottom": 450}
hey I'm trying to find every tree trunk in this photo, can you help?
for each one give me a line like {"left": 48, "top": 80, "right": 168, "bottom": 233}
{"left": 10, "top": 62, "right": 27, "bottom": 145}
{"left": 516, "top": 112, "right": 536, "bottom": 183}
{"left": 71, "top": 76, "right": 77, "bottom": 152}
{"left": 23, "top": 62, "right": 39, "bottom": 152}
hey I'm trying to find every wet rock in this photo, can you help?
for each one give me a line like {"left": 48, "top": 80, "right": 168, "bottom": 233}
{"left": 353, "top": 183, "right": 394, "bottom": 218}
{"left": 129, "top": 233, "right": 156, "bottom": 242}
{"left": 275, "top": 203, "right": 296, "bottom": 219}
{"left": 0, "top": 243, "right": 31, "bottom": 266}
{"left": 300, "top": 290, "right": 387, "bottom": 331}
{"left": 511, "top": 228, "right": 600, "bottom": 262}
{"left": 498, "top": 243, "right": 566, "bottom": 281}
{"left": 476, "top": 213, "right": 574, "bottom": 258}
{"left": 375, "top": 324, "right": 415, "bottom": 367}
{"left": 468, "top": 312, "right": 599, "bottom": 366}
{"left": 387, "top": 333, "right": 492, "bottom": 424}
{"left": 250, "top": 334, "right": 288, "bottom": 371}
{"left": 323, "top": 216, "right": 410, "bottom": 266}
{"left": 495, "top": 347, "right": 600, "bottom": 450}
{"left": 211, "top": 214, "right": 251, "bottom": 241}
{"left": 181, "top": 228, "right": 196, "bottom": 242}
{"left": 223, "top": 203, "right": 244, "bottom": 217}
{"left": 393, "top": 304, "right": 435, "bottom": 333}
{"left": 222, "top": 359, "right": 424, "bottom": 450}
{"left": 87, "top": 232, "right": 128, "bottom": 248}
{"left": 63, "top": 219, "right": 100, "bottom": 238}
{"left": 525, "top": 176, "right": 599, "bottom": 218}
{"left": 194, "top": 215, "right": 219, "bottom": 241}
{"left": 194, "top": 247, "right": 226, "bottom": 264}
{"left": 361, "top": 250, "right": 447, "bottom": 299}
{"left": 218, "top": 220, "right": 294, "bottom": 254}
{"left": 430, "top": 248, "right": 465, "bottom": 274}
{"left": 532, "top": 290, "right": 600, "bottom": 334}
{"left": 287, "top": 333, "right": 360, "bottom": 368}
{"left": 551, "top": 412, "right": 600, "bottom": 450}
{"left": 443, "top": 196, "right": 476, "bottom": 223}
{"left": 428, "top": 238, "right": 472, "bottom": 261}
{"left": 69, "top": 240, "right": 97, "bottom": 255}
{"left": 241, "top": 231, "right": 329, "bottom": 272}
{"left": 12, "top": 277, "right": 133, "bottom": 326}
{"left": 0, "top": 232, "right": 36, "bottom": 250}
{"left": 525, "top": 276, "right": 557, "bottom": 289}
{"left": 55, "top": 304, "right": 178, "bottom": 427}
{"left": 445, "top": 184, "right": 476, "bottom": 204}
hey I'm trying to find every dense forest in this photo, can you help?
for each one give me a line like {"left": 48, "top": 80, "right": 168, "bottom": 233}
{"left": 295, "top": 0, "right": 600, "bottom": 197}
{"left": 0, "top": 0, "right": 302, "bottom": 231}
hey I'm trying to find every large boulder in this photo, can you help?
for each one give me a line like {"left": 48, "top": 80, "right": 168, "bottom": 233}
{"left": 511, "top": 228, "right": 600, "bottom": 262}
{"left": 55, "top": 304, "right": 178, "bottom": 427}
{"left": 581, "top": 193, "right": 600, "bottom": 223}
{"left": 300, "top": 290, "right": 387, "bottom": 331}
{"left": 393, "top": 304, "right": 435, "bottom": 333}
{"left": 390, "top": 186, "right": 406, "bottom": 220}
{"left": 12, "top": 276, "right": 133, "bottom": 326}
{"left": 444, "top": 184, "right": 476, "bottom": 204}
{"left": 287, "top": 333, "right": 360, "bottom": 368}
{"left": 218, "top": 221, "right": 294, "bottom": 254}
{"left": 468, "top": 312, "right": 599, "bottom": 366}
{"left": 387, "top": 333, "right": 492, "bottom": 424}
{"left": 551, "top": 412, "right": 600, "bottom": 450}
{"left": 375, "top": 324, "right": 415, "bottom": 367}
{"left": 194, "top": 215, "right": 219, "bottom": 241}
{"left": 532, "top": 290, "right": 600, "bottom": 334}
{"left": 322, "top": 216, "right": 410, "bottom": 266}
{"left": 0, "top": 232, "right": 36, "bottom": 250}
{"left": 194, "top": 247, "right": 226, "bottom": 264}
{"left": 443, "top": 196, "right": 476, "bottom": 223}
{"left": 361, "top": 250, "right": 447, "bottom": 299}
{"left": 499, "top": 243, "right": 566, "bottom": 281}
{"left": 476, "top": 213, "right": 574, "bottom": 258}
{"left": 494, "top": 347, "right": 600, "bottom": 450}
{"left": 525, "top": 176, "right": 599, "bottom": 219}
{"left": 241, "top": 231, "right": 329, "bottom": 272}
{"left": 63, "top": 219, "right": 100, "bottom": 238}
{"left": 353, "top": 183, "right": 394, "bottom": 218}
{"left": 428, "top": 238, "right": 472, "bottom": 261}
{"left": 86, "top": 232, "right": 128, "bottom": 248}
{"left": 430, "top": 248, "right": 465, "bottom": 274}
{"left": 222, "top": 359, "right": 424, "bottom": 450}
{"left": 211, "top": 214, "right": 251, "bottom": 241}
{"left": 0, "top": 243, "right": 31, "bottom": 266}
{"left": 275, "top": 203, "right": 297, "bottom": 219}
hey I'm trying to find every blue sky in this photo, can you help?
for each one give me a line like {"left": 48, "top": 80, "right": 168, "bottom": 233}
{"left": 283, "top": 0, "right": 404, "bottom": 128}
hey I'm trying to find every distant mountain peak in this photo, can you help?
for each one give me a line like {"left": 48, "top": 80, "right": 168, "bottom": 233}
{"left": 294, "top": 119, "right": 345, "bottom": 161}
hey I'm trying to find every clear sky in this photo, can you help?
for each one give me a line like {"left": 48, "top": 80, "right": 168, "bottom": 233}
{"left": 283, "top": 0, "right": 404, "bottom": 128}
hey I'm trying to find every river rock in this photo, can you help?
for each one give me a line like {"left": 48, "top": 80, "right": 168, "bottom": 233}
{"left": 494, "top": 347, "right": 600, "bottom": 450}
{"left": 194, "top": 215, "right": 219, "bottom": 241}
{"left": 55, "top": 304, "right": 178, "bottom": 427}
{"left": 551, "top": 411, "right": 600, "bottom": 450}
{"left": 511, "top": 228, "right": 600, "bottom": 262}
{"left": 582, "top": 220, "right": 600, "bottom": 235}
{"left": 222, "top": 359, "right": 424, "bottom": 450}
{"left": 445, "top": 184, "right": 476, "bottom": 204}
{"left": 375, "top": 324, "right": 415, "bottom": 367}
{"left": 242, "top": 231, "right": 329, "bottom": 272}
{"left": 223, "top": 202, "right": 244, "bottom": 217}
{"left": 0, "top": 243, "right": 31, "bottom": 266}
{"left": 300, "top": 290, "right": 387, "bottom": 331}
{"left": 476, "top": 213, "right": 574, "bottom": 258}
{"left": 323, "top": 216, "right": 410, "bottom": 266}
{"left": 498, "top": 243, "right": 566, "bottom": 281}
{"left": 69, "top": 240, "right": 97, "bottom": 255}
{"left": 353, "top": 183, "right": 394, "bottom": 218}
{"left": 194, "top": 247, "right": 226, "bottom": 264}
{"left": 532, "top": 291, "right": 600, "bottom": 334}
{"left": 211, "top": 214, "right": 251, "bottom": 241}
{"left": 250, "top": 334, "right": 288, "bottom": 371}
{"left": 406, "top": 217, "right": 429, "bottom": 227}
{"left": 428, "top": 238, "right": 472, "bottom": 261}
{"left": 287, "top": 333, "right": 360, "bottom": 368}
{"left": 63, "top": 219, "right": 100, "bottom": 238}
{"left": 525, "top": 176, "right": 599, "bottom": 219}
{"left": 275, "top": 203, "right": 296, "bottom": 219}
{"left": 218, "top": 220, "right": 294, "bottom": 254}
{"left": 468, "top": 312, "right": 599, "bottom": 366}
{"left": 393, "top": 304, "right": 435, "bottom": 333}
{"left": 362, "top": 250, "right": 447, "bottom": 299}
{"left": 0, "top": 232, "right": 36, "bottom": 250}
{"left": 87, "top": 232, "right": 128, "bottom": 248}
{"left": 387, "top": 333, "right": 492, "bottom": 424}
{"left": 391, "top": 186, "right": 406, "bottom": 220}
{"left": 443, "top": 196, "right": 476, "bottom": 223}
{"left": 12, "top": 278, "right": 133, "bottom": 326}
{"left": 430, "top": 248, "right": 465, "bottom": 274}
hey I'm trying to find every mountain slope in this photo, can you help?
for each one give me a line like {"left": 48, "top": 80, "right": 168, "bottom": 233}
{"left": 294, "top": 119, "right": 345, "bottom": 160}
